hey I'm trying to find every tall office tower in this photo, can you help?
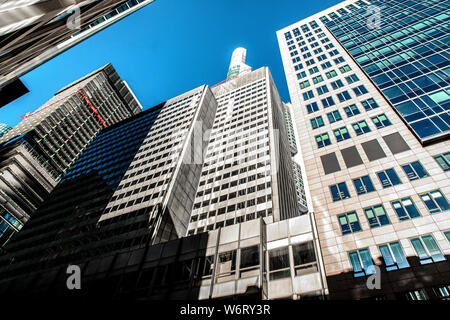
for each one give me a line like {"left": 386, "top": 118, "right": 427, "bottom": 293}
{"left": 0, "top": 49, "right": 328, "bottom": 301}
{"left": 188, "top": 54, "right": 301, "bottom": 235}
{"left": 0, "top": 0, "right": 155, "bottom": 107}
{"left": 0, "top": 63, "right": 142, "bottom": 248}
{"left": 277, "top": 0, "right": 450, "bottom": 300}
{"left": 283, "top": 103, "right": 299, "bottom": 156}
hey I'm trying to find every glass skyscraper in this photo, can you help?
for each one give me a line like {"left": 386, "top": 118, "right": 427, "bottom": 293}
{"left": 324, "top": 0, "right": 449, "bottom": 144}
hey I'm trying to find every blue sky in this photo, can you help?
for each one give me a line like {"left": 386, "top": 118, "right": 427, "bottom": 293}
{"left": 0, "top": 0, "right": 341, "bottom": 127}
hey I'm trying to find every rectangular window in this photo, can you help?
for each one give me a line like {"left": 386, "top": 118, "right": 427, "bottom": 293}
{"left": 361, "top": 98, "right": 379, "bottom": 111}
{"left": 364, "top": 205, "right": 390, "bottom": 228}
{"left": 337, "top": 90, "right": 351, "bottom": 102}
{"left": 392, "top": 198, "right": 421, "bottom": 220}
{"left": 344, "top": 104, "right": 360, "bottom": 117}
{"left": 353, "top": 85, "right": 368, "bottom": 96}
{"left": 334, "top": 126, "right": 350, "bottom": 142}
{"left": 292, "top": 241, "right": 317, "bottom": 276}
{"left": 306, "top": 102, "right": 319, "bottom": 113}
{"left": 420, "top": 190, "right": 450, "bottom": 214}
{"left": 303, "top": 90, "right": 314, "bottom": 101}
{"left": 371, "top": 113, "right": 392, "bottom": 129}
{"left": 297, "top": 71, "right": 307, "bottom": 79}
{"left": 321, "top": 61, "right": 332, "bottom": 69}
{"left": 325, "top": 70, "right": 337, "bottom": 79}
{"left": 352, "top": 120, "right": 371, "bottom": 135}
{"left": 317, "top": 85, "right": 329, "bottom": 95}
{"left": 379, "top": 242, "right": 410, "bottom": 271}
{"left": 434, "top": 152, "right": 450, "bottom": 171}
{"left": 311, "top": 116, "right": 324, "bottom": 129}
{"left": 294, "top": 63, "right": 303, "bottom": 71}
{"left": 345, "top": 74, "right": 359, "bottom": 84}
{"left": 353, "top": 175, "right": 375, "bottom": 195}
{"left": 331, "top": 79, "right": 344, "bottom": 89}
{"left": 349, "top": 248, "right": 374, "bottom": 277}
{"left": 377, "top": 168, "right": 402, "bottom": 188}
{"left": 321, "top": 96, "right": 335, "bottom": 108}
{"left": 315, "top": 133, "right": 331, "bottom": 148}
{"left": 339, "top": 65, "right": 352, "bottom": 73}
{"left": 338, "top": 211, "right": 362, "bottom": 234}
{"left": 401, "top": 161, "right": 429, "bottom": 181}
{"left": 327, "top": 110, "right": 342, "bottom": 123}
{"left": 240, "top": 245, "right": 260, "bottom": 272}
{"left": 312, "top": 75, "right": 324, "bottom": 84}
{"left": 309, "top": 66, "right": 319, "bottom": 75}
{"left": 410, "top": 235, "right": 446, "bottom": 264}
{"left": 268, "top": 247, "right": 291, "bottom": 280}
{"left": 299, "top": 80, "right": 310, "bottom": 89}
{"left": 330, "top": 182, "right": 350, "bottom": 202}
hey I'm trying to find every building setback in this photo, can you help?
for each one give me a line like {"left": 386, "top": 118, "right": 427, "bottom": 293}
{"left": 0, "top": 63, "right": 142, "bottom": 249}
{"left": 0, "top": 0, "right": 155, "bottom": 107}
{"left": 277, "top": 0, "right": 450, "bottom": 300}
{"left": 0, "top": 49, "right": 328, "bottom": 300}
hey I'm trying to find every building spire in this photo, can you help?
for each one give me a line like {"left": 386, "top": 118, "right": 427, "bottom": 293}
{"left": 227, "top": 47, "right": 251, "bottom": 79}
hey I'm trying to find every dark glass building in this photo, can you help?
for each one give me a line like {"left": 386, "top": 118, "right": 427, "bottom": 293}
{"left": 0, "top": 64, "right": 142, "bottom": 248}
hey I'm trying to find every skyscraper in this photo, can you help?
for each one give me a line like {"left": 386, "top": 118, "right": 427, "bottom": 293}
{"left": 0, "top": 49, "right": 328, "bottom": 301}
{"left": 277, "top": 0, "right": 450, "bottom": 300}
{"left": 0, "top": 63, "right": 142, "bottom": 249}
{"left": 0, "top": 0, "right": 155, "bottom": 107}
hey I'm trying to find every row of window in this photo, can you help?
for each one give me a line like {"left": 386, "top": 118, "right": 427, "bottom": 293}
{"left": 349, "top": 232, "right": 449, "bottom": 278}
{"left": 336, "top": 189, "right": 449, "bottom": 236}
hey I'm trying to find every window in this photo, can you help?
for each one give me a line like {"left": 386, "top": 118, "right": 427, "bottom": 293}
{"left": 317, "top": 54, "right": 327, "bottom": 61}
{"left": 371, "top": 114, "right": 392, "bottom": 129}
{"left": 379, "top": 242, "right": 410, "bottom": 271}
{"left": 410, "top": 235, "right": 446, "bottom": 264}
{"left": 331, "top": 54, "right": 344, "bottom": 63}
{"left": 344, "top": 104, "right": 360, "bottom": 117}
{"left": 353, "top": 175, "right": 375, "bottom": 195}
{"left": 401, "top": 161, "right": 429, "bottom": 181}
{"left": 434, "top": 152, "right": 450, "bottom": 171}
{"left": 339, "top": 211, "right": 362, "bottom": 235}
{"left": 303, "top": 90, "right": 314, "bottom": 101}
{"left": 297, "top": 71, "right": 307, "bottom": 79}
{"left": 377, "top": 168, "right": 402, "bottom": 188}
{"left": 316, "top": 133, "right": 331, "bottom": 148}
{"left": 312, "top": 75, "right": 324, "bottom": 84}
{"left": 445, "top": 231, "right": 450, "bottom": 243}
{"left": 311, "top": 116, "right": 324, "bottom": 129}
{"left": 306, "top": 59, "right": 315, "bottom": 66}
{"left": 317, "top": 85, "right": 329, "bottom": 95}
{"left": 392, "top": 198, "right": 421, "bottom": 221}
{"left": 299, "top": 80, "right": 310, "bottom": 89}
{"left": 325, "top": 70, "right": 337, "bottom": 79}
{"left": 327, "top": 110, "right": 342, "bottom": 123}
{"left": 321, "top": 61, "right": 332, "bottom": 69}
{"left": 306, "top": 102, "right": 319, "bottom": 113}
{"left": 292, "top": 241, "right": 317, "bottom": 276}
{"left": 339, "top": 64, "right": 352, "bottom": 73}
{"left": 364, "top": 205, "right": 390, "bottom": 228}
{"left": 361, "top": 98, "right": 379, "bottom": 111}
{"left": 353, "top": 85, "right": 368, "bottom": 96}
{"left": 309, "top": 66, "right": 319, "bottom": 75}
{"left": 268, "top": 247, "right": 290, "bottom": 280}
{"left": 321, "top": 96, "right": 335, "bottom": 108}
{"left": 352, "top": 120, "right": 371, "bottom": 135}
{"left": 216, "top": 250, "right": 236, "bottom": 281}
{"left": 329, "top": 49, "right": 339, "bottom": 56}
{"left": 349, "top": 248, "right": 374, "bottom": 277}
{"left": 330, "top": 182, "right": 350, "bottom": 202}
{"left": 337, "top": 91, "right": 351, "bottom": 102}
{"left": 240, "top": 245, "right": 260, "bottom": 274}
{"left": 331, "top": 79, "right": 344, "bottom": 90}
{"left": 334, "top": 127, "right": 350, "bottom": 142}
{"left": 420, "top": 190, "right": 450, "bottom": 214}
{"left": 345, "top": 74, "right": 359, "bottom": 84}
{"left": 294, "top": 64, "right": 303, "bottom": 71}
